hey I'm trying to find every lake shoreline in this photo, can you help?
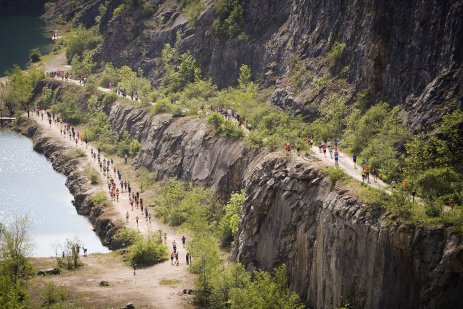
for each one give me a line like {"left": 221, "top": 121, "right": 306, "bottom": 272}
{"left": 13, "top": 116, "right": 124, "bottom": 251}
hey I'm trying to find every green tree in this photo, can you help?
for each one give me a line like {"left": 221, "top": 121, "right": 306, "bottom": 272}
{"left": 70, "top": 50, "right": 95, "bottom": 77}
{"left": 65, "top": 26, "right": 102, "bottom": 64}
{"left": 230, "top": 265, "right": 304, "bottom": 309}
{"left": 0, "top": 65, "right": 44, "bottom": 114}
{"left": 219, "top": 191, "right": 246, "bottom": 245}
{"left": 213, "top": 0, "right": 244, "bottom": 38}
{"left": 238, "top": 64, "right": 252, "bottom": 88}
{"left": 0, "top": 216, "right": 32, "bottom": 308}
{"left": 29, "top": 48, "right": 41, "bottom": 63}
{"left": 189, "top": 236, "right": 222, "bottom": 304}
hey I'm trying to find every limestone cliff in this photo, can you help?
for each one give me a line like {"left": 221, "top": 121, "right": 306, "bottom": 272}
{"left": 104, "top": 101, "right": 463, "bottom": 308}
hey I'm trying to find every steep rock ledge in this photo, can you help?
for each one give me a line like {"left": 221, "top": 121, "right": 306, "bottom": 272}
{"left": 105, "top": 102, "right": 265, "bottom": 197}
{"left": 233, "top": 156, "right": 463, "bottom": 308}
{"left": 16, "top": 118, "right": 121, "bottom": 249}
{"left": 104, "top": 102, "right": 463, "bottom": 308}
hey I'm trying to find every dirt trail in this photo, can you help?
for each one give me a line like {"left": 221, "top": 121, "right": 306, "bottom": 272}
{"left": 309, "top": 145, "right": 389, "bottom": 191}
{"left": 31, "top": 113, "right": 194, "bottom": 308}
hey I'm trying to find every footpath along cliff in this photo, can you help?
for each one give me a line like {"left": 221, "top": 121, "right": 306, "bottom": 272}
{"left": 103, "top": 100, "right": 463, "bottom": 308}
{"left": 44, "top": 0, "right": 462, "bottom": 131}
{"left": 15, "top": 117, "right": 121, "bottom": 249}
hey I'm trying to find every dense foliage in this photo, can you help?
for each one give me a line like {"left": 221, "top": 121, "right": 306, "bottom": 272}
{"left": 152, "top": 179, "right": 303, "bottom": 306}
{"left": 0, "top": 66, "right": 44, "bottom": 116}
{"left": 213, "top": 0, "right": 244, "bottom": 39}
{"left": 0, "top": 217, "right": 32, "bottom": 309}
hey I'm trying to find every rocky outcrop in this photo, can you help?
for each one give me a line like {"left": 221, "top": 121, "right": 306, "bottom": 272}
{"left": 105, "top": 101, "right": 264, "bottom": 197}
{"left": 47, "top": 0, "right": 463, "bottom": 131}
{"left": 233, "top": 156, "right": 463, "bottom": 308}
{"left": 103, "top": 101, "right": 463, "bottom": 308}
{"left": 16, "top": 117, "right": 122, "bottom": 249}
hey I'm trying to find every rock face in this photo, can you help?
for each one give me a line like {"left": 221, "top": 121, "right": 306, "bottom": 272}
{"left": 17, "top": 117, "right": 122, "bottom": 249}
{"left": 105, "top": 101, "right": 264, "bottom": 197}
{"left": 233, "top": 156, "right": 463, "bottom": 308}
{"left": 49, "top": 0, "right": 463, "bottom": 131}
{"left": 104, "top": 101, "right": 463, "bottom": 308}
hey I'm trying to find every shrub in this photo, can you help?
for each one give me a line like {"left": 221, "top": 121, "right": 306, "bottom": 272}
{"left": 42, "top": 282, "right": 68, "bottom": 307}
{"left": 229, "top": 265, "right": 304, "bottom": 309}
{"left": 326, "top": 166, "right": 347, "bottom": 189}
{"left": 207, "top": 113, "right": 224, "bottom": 132}
{"left": 129, "top": 139, "right": 141, "bottom": 157}
{"left": 325, "top": 41, "right": 346, "bottom": 68}
{"left": 213, "top": 0, "right": 244, "bottom": 39}
{"left": 113, "top": 228, "right": 142, "bottom": 247}
{"left": 102, "top": 92, "right": 118, "bottom": 106}
{"left": 65, "top": 26, "right": 102, "bottom": 64}
{"left": 128, "top": 235, "right": 168, "bottom": 267}
{"left": 152, "top": 98, "right": 173, "bottom": 114}
{"left": 91, "top": 192, "right": 108, "bottom": 206}
{"left": 219, "top": 191, "right": 245, "bottom": 245}
{"left": 90, "top": 170, "right": 99, "bottom": 184}
{"left": 391, "top": 188, "right": 412, "bottom": 219}
{"left": 179, "top": 0, "right": 205, "bottom": 23}
{"left": 29, "top": 48, "right": 41, "bottom": 63}
{"left": 220, "top": 120, "right": 244, "bottom": 140}
{"left": 113, "top": 4, "right": 126, "bottom": 16}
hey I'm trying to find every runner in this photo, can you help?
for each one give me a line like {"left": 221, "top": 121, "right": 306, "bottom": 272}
{"left": 353, "top": 152, "right": 357, "bottom": 169}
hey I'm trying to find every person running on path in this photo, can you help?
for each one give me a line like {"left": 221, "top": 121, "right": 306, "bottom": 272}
{"left": 164, "top": 233, "right": 167, "bottom": 244}
{"left": 116, "top": 188, "right": 120, "bottom": 202}
{"left": 126, "top": 211, "right": 129, "bottom": 223}
{"left": 364, "top": 164, "right": 370, "bottom": 183}
{"left": 334, "top": 150, "right": 339, "bottom": 167}
{"left": 173, "top": 240, "right": 177, "bottom": 253}
{"left": 186, "top": 252, "right": 190, "bottom": 265}
{"left": 182, "top": 235, "right": 186, "bottom": 247}
{"left": 132, "top": 263, "right": 136, "bottom": 275}
{"left": 124, "top": 153, "right": 128, "bottom": 164}
{"left": 322, "top": 143, "right": 327, "bottom": 157}
{"left": 175, "top": 252, "right": 179, "bottom": 266}
{"left": 171, "top": 252, "right": 175, "bottom": 265}
{"left": 135, "top": 216, "right": 139, "bottom": 227}
{"left": 353, "top": 152, "right": 357, "bottom": 169}
{"left": 129, "top": 197, "right": 134, "bottom": 210}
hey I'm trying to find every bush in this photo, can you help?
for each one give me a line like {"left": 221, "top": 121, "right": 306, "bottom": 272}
{"left": 42, "top": 282, "right": 68, "bottom": 307}
{"left": 113, "top": 4, "right": 126, "bottom": 16}
{"left": 113, "top": 228, "right": 142, "bottom": 247}
{"left": 29, "top": 48, "right": 41, "bottom": 63}
{"left": 91, "top": 192, "right": 108, "bottom": 206}
{"left": 325, "top": 41, "right": 346, "bottom": 68}
{"left": 220, "top": 120, "right": 244, "bottom": 140}
{"left": 213, "top": 0, "right": 244, "bottom": 39}
{"left": 229, "top": 265, "right": 304, "bottom": 309}
{"left": 152, "top": 98, "right": 173, "bottom": 115}
{"left": 219, "top": 191, "right": 245, "bottom": 246}
{"left": 391, "top": 188, "right": 412, "bottom": 219}
{"left": 90, "top": 171, "right": 99, "bottom": 184}
{"left": 129, "top": 139, "right": 141, "bottom": 157}
{"left": 65, "top": 26, "right": 102, "bottom": 64}
{"left": 128, "top": 235, "right": 168, "bottom": 267}
{"left": 326, "top": 166, "right": 347, "bottom": 189}
{"left": 179, "top": 0, "right": 205, "bottom": 23}
{"left": 207, "top": 113, "right": 224, "bottom": 132}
